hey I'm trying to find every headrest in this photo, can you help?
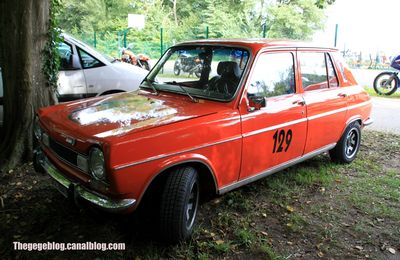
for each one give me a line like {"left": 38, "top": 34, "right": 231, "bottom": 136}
{"left": 217, "top": 61, "right": 241, "bottom": 78}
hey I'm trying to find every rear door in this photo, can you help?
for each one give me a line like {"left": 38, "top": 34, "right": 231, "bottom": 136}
{"left": 239, "top": 50, "right": 307, "bottom": 180}
{"left": 298, "top": 51, "right": 347, "bottom": 154}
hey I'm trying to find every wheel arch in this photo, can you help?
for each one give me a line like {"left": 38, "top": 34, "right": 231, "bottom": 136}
{"left": 138, "top": 158, "right": 218, "bottom": 207}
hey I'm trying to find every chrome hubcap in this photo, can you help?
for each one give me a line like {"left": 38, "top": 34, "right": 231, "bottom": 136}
{"left": 185, "top": 182, "right": 199, "bottom": 230}
{"left": 345, "top": 128, "right": 359, "bottom": 158}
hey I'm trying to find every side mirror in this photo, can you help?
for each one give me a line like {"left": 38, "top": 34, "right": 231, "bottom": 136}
{"left": 248, "top": 93, "right": 266, "bottom": 111}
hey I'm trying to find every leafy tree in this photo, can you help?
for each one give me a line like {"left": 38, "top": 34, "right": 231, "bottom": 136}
{"left": 267, "top": 0, "right": 327, "bottom": 39}
{"left": 0, "top": 0, "right": 58, "bottom": 170}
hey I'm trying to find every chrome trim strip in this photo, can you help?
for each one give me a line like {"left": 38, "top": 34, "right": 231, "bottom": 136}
{"left": 114, "top": 135, "right": 242, "bottom": 170}
{"left": 243, "top": 118, "right": 307, "bottom": 138}
{"left": 41, "top": 151, "right": 136, "bottom": 212}
{"left": 218, "top": 143, "right": 336, "bottom": 194}
{"left": 308, "top": 100, "right": 372, "bottom": 121}
{"left": 363, "top": 118, "right": 373, "bottom": 126}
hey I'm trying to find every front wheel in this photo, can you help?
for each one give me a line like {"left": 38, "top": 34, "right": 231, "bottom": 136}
{"left": 174, "top": 60, "right": 181, "bottom": 76}
{"left": 159, "top": 166, "right": 200, "bottom": 243}
{"left": 329, "top": 121, "right": 361, "bottom": 163}
{"left": 373, "top": 72, "right": 399, "bottom": 95}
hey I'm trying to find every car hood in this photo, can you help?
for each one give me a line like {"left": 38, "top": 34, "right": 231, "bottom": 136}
{"left": 40, "top": 90, "right": 222, "bottom": 140}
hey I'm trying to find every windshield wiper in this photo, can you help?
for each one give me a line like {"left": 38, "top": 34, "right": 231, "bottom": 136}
{"left": 167, "top": 81, "right": 198, "bottom": 103}
{"left": 145, "top": 78, "right": 158, "bottom": 95}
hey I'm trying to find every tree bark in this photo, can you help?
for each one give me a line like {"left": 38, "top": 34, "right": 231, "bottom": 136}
{"left": 0, "top": 0, "right": 53, "bottom": 171}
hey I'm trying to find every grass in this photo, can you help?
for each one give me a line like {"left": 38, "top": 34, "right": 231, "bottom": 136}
{"left": 363, "top": 85, "right": 400, "bottom": 98}
{"left": 0, "top": 130, "right": 399, "bottom": 259}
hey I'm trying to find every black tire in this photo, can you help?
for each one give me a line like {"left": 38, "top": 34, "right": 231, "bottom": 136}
{"left": 373, "top": 72, "right": 398, "bottom": 95}
{"left": 329, "top": 121, "right": 361, "bottom": 163}
{"left": 174, "top": 61, "right": 181, "bottom": 76}
{"left": 160, "top": 166, "right": 199, "bottom": 243}
{"left": 142, "top": 61, "right": 150, "bottom": 71}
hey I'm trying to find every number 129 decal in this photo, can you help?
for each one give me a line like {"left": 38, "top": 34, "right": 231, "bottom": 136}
{"left": 272, "top": 129, "right": 293, "bottom": 153}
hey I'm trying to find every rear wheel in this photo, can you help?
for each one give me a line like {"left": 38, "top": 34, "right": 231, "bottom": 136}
{"left": 373, "top": 72, "right": 398, "bottom": 95}
{"left": 329, "top": 121, "right": 361, "bottom": 163}
{"left": 159, "top": 166, "right": 199, "bottom": 243}
{"left": 141, "top": 60, "right": 150, "bottom": 71}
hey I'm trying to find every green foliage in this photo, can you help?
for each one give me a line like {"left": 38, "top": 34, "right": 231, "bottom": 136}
{"left": 57, "top": 0, "right": 335, "bottom": 58}
{"left": 267, "top": 0, "right": 326, "bottom": 40}
{"left": 43, "top": 0, "right": 62, "bottom": 89}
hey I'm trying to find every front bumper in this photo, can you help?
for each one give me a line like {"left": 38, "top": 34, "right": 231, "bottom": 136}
{"left": 35, "top": 148, "right": 136, "bottom": 212}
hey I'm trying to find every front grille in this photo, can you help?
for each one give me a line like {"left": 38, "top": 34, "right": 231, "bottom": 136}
{"left": 49, "top": 137, "right": 78, "bottom": 166}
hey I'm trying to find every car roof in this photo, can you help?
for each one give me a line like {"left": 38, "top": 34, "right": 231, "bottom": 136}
{"left": 61, "top": 33, "right": 111, "bottom": 65}
{"left": 175, "top": 39, "right": 338, "bottom": 52}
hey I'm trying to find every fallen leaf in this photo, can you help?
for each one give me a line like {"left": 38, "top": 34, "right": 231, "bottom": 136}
{"left": 215, "top": 240, "right": 224, "bottom": 245}
{"left": 317, "top": 251, "right": 324, "bottom": 258}
{"left": 287, "top": 241, "right": 293, "bottom": 245}
{"left": 355, "top": 245, "right": 363, "bottom": 251}
{"left": 388, "top": 247, "right": 396, "bottom": 254}
{"left": 260, "top": 231, "right": 268, "bottom": 236}
{"left": 286, "top": 206, "right": 294, "bottom": 213}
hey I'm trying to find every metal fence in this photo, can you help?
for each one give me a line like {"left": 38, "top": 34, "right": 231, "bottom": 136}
{"left": 69, "top": 26, "right": 235, "bottom": 60}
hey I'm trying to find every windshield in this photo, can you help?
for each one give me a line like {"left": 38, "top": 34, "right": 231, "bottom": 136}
{"left": 145, "top": 45, "right": 250, "bottom": 101}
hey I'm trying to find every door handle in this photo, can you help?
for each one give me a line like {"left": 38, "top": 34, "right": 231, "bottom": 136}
{"left": 338, "top": 93, "right": 347, "bottom": 98}
{"left": 293, "top": 100, "right": 306, "bottom": 106}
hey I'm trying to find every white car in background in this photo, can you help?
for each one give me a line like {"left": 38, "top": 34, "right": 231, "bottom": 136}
{"left": 57, "top": 33, "right": 148, "bottom": 101}
{"left": 0, "top": 33, "right": 148, "bottom": 125}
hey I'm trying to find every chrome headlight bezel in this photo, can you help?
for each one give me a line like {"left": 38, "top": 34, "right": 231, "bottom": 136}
{"left": 89, "top": 147, "right": 106, "bottom": 180}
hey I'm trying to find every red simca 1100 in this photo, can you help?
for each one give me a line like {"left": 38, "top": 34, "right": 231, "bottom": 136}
{"left": 33, "top": 39, "right": 372, "bottom": 242}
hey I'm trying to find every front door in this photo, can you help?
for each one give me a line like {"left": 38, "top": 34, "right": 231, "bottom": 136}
{"left": 57, "top": 41, "right": 87, "bottom": 101}
{"left": 239, "top": 51, "right": 307, "bottom": 180}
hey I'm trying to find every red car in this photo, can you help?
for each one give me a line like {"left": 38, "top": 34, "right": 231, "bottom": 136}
{"left": 34, "top": 39, "right": 372, "bottom": 242}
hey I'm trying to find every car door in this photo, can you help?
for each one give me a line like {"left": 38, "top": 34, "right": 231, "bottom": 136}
{"left": 239, "top": 51, "right": 307, "bottom": 181}
{"left": 298, "top": 51, "right": 347, "bottom": 154}
{"left": 76, "top": 47, "right": 108, "bottom": 97}
{"left": 57, "top": 41, "right": 88, "bottom": 102}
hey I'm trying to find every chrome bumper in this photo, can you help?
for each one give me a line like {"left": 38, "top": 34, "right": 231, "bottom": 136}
{"left": 363, "top": 118, "right": 374, "bottom": 127}
{"left": 36, "top": 149, "right": 136, "bottom": 212}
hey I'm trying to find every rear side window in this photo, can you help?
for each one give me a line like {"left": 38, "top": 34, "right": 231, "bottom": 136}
{"left": 247, "top": 52, "right": 295, "bottom": 98}
{"left": 326, "top": 53, "right": 339, "bottom": 88}
{"left": 78, "top": 48, "right": 104, "bottom": 69}
{"left": 300, "top": 52, "right": 339, "bottom": 91}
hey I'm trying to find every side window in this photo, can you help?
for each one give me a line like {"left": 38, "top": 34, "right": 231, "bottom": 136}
{"left": 300, "top": 52, "right": 328, "bottom": 91}
{"left": 78, "top": 48, "right": 104, "bottom": 69}
{"left": 326, "top": 53, "right": 339, "bottom": 88}
{"left": 248, "top": 52, "right": 295, "bottom": 98}
{"left": 58, "top": 42, "right": 73, "bottom": 70}
{"left": 332, "top": 53, "right": 348, "bottom": 82}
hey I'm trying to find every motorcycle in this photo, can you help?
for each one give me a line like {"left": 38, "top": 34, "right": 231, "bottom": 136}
{"left": 373, "top": 55, "right": 400, "bottom": 95}
{"left": 174, "top": 53, "right": 202, "bottom": 78}
{"left": 121, "top": 48, "right": 151, "bottom": 71}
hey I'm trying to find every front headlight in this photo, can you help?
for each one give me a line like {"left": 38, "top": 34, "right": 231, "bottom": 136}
{"left": 33, "top": 117, "right": 42, "bottom": 140}
{"left": 89, "top": 147, "right": 105, "bottom": 180}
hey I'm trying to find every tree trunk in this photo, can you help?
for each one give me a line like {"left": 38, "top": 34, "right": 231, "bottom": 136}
{"left": 0, "top": 0, "right": 53, "bottom": 171}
